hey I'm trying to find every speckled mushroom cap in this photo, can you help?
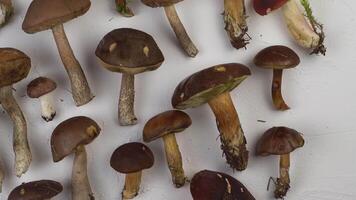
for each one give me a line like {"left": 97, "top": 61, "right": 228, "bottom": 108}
{"left": 27, "top": 77, "right": 57, "bottom": 98}
{"left": 95, "top": 28, "right": 164, "bottom": 75}
{"left": 190, "top": 170, "right": 255, "bottom": 200}
{"left": 22, "top": 0, "right": 91, "bottom": 33}
{"left": 256, "top": 127, "right": 305, "bottom": 156}
{"left": 8, "top": 180, "right": 63, "bottom": 200}
{"left": 0, "top": 48, "right": 31, "bottom": 87}
{"left": 254, "top": 45, "right": 300, "bottom": 70}
{"left": 141, "top": 0, "right": 183, "bottom": 7}
{"left": 172, "top": 63, "right": 251, "bottom": 110}
{"left": 51, "top": 116, "right": 101, "bottom": 162}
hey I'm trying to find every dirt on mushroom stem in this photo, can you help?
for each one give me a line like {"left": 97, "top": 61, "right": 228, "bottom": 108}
{"left": 123, "top": 171, "right": 142, "bottom": 199}
{"left": 272, "top": 69, "right": 290, "bottom": 111}
{"left": 116, "top": 0, "right": 134, "bottom": 17}
{"left": 275, "top": 154, "right": 291, "bottom": 198}
{"left": 118, "top": 73, "right": 137, "bottom": 126}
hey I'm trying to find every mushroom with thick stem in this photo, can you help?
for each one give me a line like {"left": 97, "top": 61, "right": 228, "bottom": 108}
{"left": 143, "top": 110, "right": 191, "bottom": 187}
{"left": 51, "top": 116, "right": 101, "bottom": 200}
{"left": 116, "top": 0, "right": 134, "bottom": 17}
{"left": 256, "top": 126, "right": 304, "bottom": 199}
{"left": 8, "top": 180, "right": 63, "bottom": 200}
{"left": 0, "top": 0, "right": 13, "bottom": 27}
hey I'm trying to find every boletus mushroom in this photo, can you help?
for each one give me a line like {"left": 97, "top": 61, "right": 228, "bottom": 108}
{"left": 22, "top": 0, "right": 94, "bottom": 106}
{"left": 143, "top": 110, "right": 191, "bottom": 187}
{"left": 95, "top": 28, "right": 164, "bottom": 126}
{"left": 51, "top": 116, "right": 101, "bottom": 200}
{"left": 254, "top": 45, "right": 300, "bottom": 111}
{"left": 110, "top": 142, "right": 154, "bottom": 199}
{"left": 172, "top": 63, "right": 251, "bottom": 171}
{"left": 0, "top": 48, "right": 32, "bottom": 177}
{"left": 116, "top": 0, "right": 134, "bottom": 17}
{"left": 256, "top": 126, "right": 304, "bottom": 199}
{"left": 8, "top": 180, "right": 63, "bottom": 200}
{"left": 0, "top": 0, "right": 13, "bottom": 27}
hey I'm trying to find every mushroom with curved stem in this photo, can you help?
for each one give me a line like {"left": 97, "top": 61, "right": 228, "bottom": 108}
{"left": 116, "top": 0, "right": 134, "bottom": 17}
{"left": 8, "top": 180, "right": 63, "bottom": 200}
{"left": 0, "top": 0, "right": 13, "bottom": 27}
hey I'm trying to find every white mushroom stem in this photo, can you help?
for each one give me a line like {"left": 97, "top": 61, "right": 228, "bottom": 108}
{"left": 0, "top": 0, "right": 13, "bottom": 27}
{"left": 39, "top": 92, "right": 56, "bottom": 122}
{"left": 275, "top": 153, "right": 291, "bottom": 198}
{"left": 123, "top": 171, "right": 142, "bottom": 199}
{"left": 118, "top": 73, "right": 137, "bottom": 126}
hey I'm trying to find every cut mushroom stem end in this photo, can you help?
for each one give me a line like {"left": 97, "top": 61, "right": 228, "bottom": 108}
{"left": 272, "top": 69, "right": 290, "bottom": 111}
{"left": 123, "top": 171, "right": 142, "bottom": 199}
{"left": 39, "top": 92, "right": 56, "bottom": 122}
{"left": 275, "top": 153, "right": 291, "bottom": 199}
{"left": 116, "top": 0, "right": 134, "bottom": 17}
{"left": 118, "top": 73, "right": 137, "bottom": 126}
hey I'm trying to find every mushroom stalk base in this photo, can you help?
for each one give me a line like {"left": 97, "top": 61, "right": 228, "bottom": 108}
{"left": 0, "top": 0, "right": 13, "bottom": 27}
{"left": 118, "top": 73, "right": 137, "bottom": 126}
{"left": 208, "top": 92, "right": 248, "bottom": 171}
{"left": 116, "top": 0, "right": 134, "bottom": 17}
{"left": 275, "top": 153, "right": 291, "bottom": 199}
{"left": 39, "top": 93, "right": 56, "bottom": 122}
{"left": 272, "top": 69, "right": 290, "bottom": 111}
{"left": 123, "top": 171, "right": 142, "bottom": 199}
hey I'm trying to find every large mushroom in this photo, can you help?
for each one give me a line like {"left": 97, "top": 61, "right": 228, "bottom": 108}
{"left": 22, "top": 0, "right": 94, "bottom": 106}
{"left": 0, "top": 48, "right": 32, "bottom": 177}
{"left": 115, "top": 0, "right": 134, "bottom": 17}
{"left": 51, "top": 116, "right": 101, "bottom": 200}
{"left": 95, "top": 28, "right": 164, "bottom": 126}
{"left": 8, "top": 180, "right": 63, "bottom": 200}
{"left": 172, "top": 63, "right": 251, "bottom": 171}
{"left": 0, "top": 0, "right": 13, "bottom": 27}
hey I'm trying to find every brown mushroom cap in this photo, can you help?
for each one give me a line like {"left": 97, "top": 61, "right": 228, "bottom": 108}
{"left": 172, "top": 63, "right": 251, "bottom": 110}
{"left": 27, "top": 77, "right": 57, "bottom": 98}
{"left": 110, "top": 142, "right": 154, "bottom": 174}
{"left": 254, "top": 45, "right": 300, "bottom": 70}
{"left": 0, "top": 48, "right": 31, "bottom": 87}
{"left": 95, "top": 28, "right": 164, "bottom": 75}
{"left": 22, "top": 0, "right": 91, "bottom": 33}
{"left": 141, "top": 0, "right": 183, "bottom": 7}
{"left": 8, "top": 180, "right": 63, "bottom": 200}
{"left": 256, "top": 127, "right": 305, "bottom": 156}
{"left": 51, "top": 116, "right": 101, "bottom": 162}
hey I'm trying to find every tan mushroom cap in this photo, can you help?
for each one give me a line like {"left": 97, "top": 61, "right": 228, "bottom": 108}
{"left": 8, "top": 180, "right": 63, "bottom": 200}
{"left": 254, "top": 45, "right": 300, "bottom": 70}
{"left": 27, "top": 77, "right": 57, "bottom": 98}
{"left": 141, "top": 0, "right": 183, "bottom": 7}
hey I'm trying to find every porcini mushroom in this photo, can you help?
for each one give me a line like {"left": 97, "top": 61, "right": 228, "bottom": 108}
{"left": 0, "top": 0, "right": 13, "bottom": 27}
{"left": 141, "top": 0, "right": 199, "bottom": 57}
{"left": 95, "top": 28, "right": 164, "bottom": 126}
{"left": 116, "top": 0, "right": 134, "bottom": 17}
{"left": 256, "top": 126, "right": 304, "bottom": 199}
{"left": 254, "top": 45, "right": 300, "bottom": 111}
{"left": 143, "top": 110, "right": 191, "bottom": 187}
{"left": 172, "top": 63, "right": 251, "bottom": 171}
{"left": 51, "top": 116, "right": 101, "bottom": 200}
{"left": 8, "top": 180, "right": 63, "bottom": 200}
{"left": 22, "top": 0, "right": 94, "bottom": 106}
{"left": 27, "top": 77, "right": 57, "bottom": 122}
{"left": 0, "top": 48, "right": 32, "bottom": 177}
{"left": 110, "top": 142, "right": 154, "bottom": 199}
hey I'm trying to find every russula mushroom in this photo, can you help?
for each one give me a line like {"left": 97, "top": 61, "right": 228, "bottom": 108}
{"left": 0, "top": 0, "right": 13, "bottom": 27}
{"left": 22, "top": 0, "right": 94, "bottom": 106}
{"left": 51, "top": 116, "right": 101, "bottom": 200}
{"left": 116, "top": 0, "right": 134, "bottom": 17}
{"left": 254, "top": 45, "right": 300, "bottom": 111}
{"left": 141, "top": 0, "right": 199, "bottom": 57}
{"left": 256, "top": 126, "right": 304, "bottom": 199}
{"left": 8, "top": 180, "right": 63, "bottom": 200}
{"left": 190, "top": 170, "right": 255, "bottom": 200}
{"left": 27, "top": 77, "right": 57, "bottom": 122}
{"left": 110, "top": 142, "right": 154, "bottom": 199}
{"left": 143, "top": 110, "right": 191, "bottom": 187}
{"left": 0, "top": 48, "right": 32, "bottom": 177}
{"left": 95, "top": 28, "right": 164, "bottom": 126}
{"left": 172, "top": 63, "right": 251, "bottom": 171}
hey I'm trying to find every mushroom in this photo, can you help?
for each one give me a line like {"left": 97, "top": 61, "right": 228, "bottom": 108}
{"left": 190, "top": 170, "right": 255, "bottom": 200}
{"left": 110, "top": 142, "right": 154, "bottom": 199}
{"left": 95, "top": 28, "right": 164, "bottom": 126}
{"left": 27, "top": 77, "right": 57, "bottom": 122}
{"left": 141, "top": 0, "right": 199, "bottom": 57}
{"left": 22, "top": 0, "right": 94, "bottom": 106}
{"left": 116, "top": 0, "right": 134, "bottom": 17}
{"left": 254, "top": 45, "right": 300, "bottom": 111}
{"left": 8, "top": 180, "right": 63, "bottom": 200}
{"left": 0, "top": 48, "right": 32, "bottom": 177}
{"left": 0, "top": 0, "right": 13, "bottom": 27}
{"left": 143, "top": 110, "right": 191, "bottom": 187}
{"left": 256, "top": 126, "right": 304, "bottom": 199}
{"left": 172, "top": 63, "right": 251, "bottom": 171}
{"left": 51, "top": 116, "right": 101, "bottom": 200}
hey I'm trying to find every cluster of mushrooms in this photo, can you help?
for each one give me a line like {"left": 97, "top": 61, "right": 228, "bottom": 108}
{"left": 0, "top": 0, "right": 325, "bottom": 199}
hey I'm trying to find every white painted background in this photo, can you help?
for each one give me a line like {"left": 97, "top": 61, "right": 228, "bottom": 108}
{"left": 0, "top": 0, "right": 355, "bottom": 199}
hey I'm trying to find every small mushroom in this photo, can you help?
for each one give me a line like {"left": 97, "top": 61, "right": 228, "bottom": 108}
{"left": 143, "top": 110, "right": 191, "bottom": 187}
{"left": 141, "top": 0, "right": 199, "bottom": 57}
{"left": 116, "top": 0, "right": 134, "bottom": 17}
{"left": 0, "top": 0, "right": 13, "bottom": 27}
{"left": 254, "top": 45, "right": 300, "bottom": 111}
{"left": 8, "top": 180, "right": 63, "bottom": 200}
{"left": 172, "top": 63, "right": 251, "bottom": 171}
{"left": 0, "top": 48, "right": 32, "bottom": 177}
{"left": 27, "top": 77, "right": 57, "bottom": 122}
{"left": 256, "top": 126, "right": 304, "bottom": 199}
{"left": 51, "top": 116, "right": 101, "bottom": 200}
{"left": 96, "top": 28, "right": 164, "bottom": 126}
{"left": 22, "top": 0, "right": 94, "bottom": 106}
{"left": 110, "top": 142, "right": 154, "bottom": 199}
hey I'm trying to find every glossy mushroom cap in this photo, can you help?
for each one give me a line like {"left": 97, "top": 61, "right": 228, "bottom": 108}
{"left": 51, "top": 116, "right": 101, "bottom": 162}
{"left": 190, "top": 170, "right": 255, "bottom": 200}
{"left": 8, "top": 180, "right": 63, "bottom": 200}
{"left": 27, "top": 77, "right": 57, "bottom": 98}
{"left": 254, "top": 45, "right": 300, "bottom": 70}
{"left": 141, "top": 0, "right": 183, "bottom": 7}
{"left": 95, "top": 28, "right": 164, "bottom": 75}
{"left": 256, "top": 127, "right": 305, "bottom": 156}
{"left": 172, "top": 63, "right": 251, "bottom": 110}
{"left": 22, "top": 0, "right": 91, "bottom": 33}
{"left": 253, "top": 0, "right": 288, "bottom": 16}
{"left": 110, "top": 142, "right": 154, "bottom": 174}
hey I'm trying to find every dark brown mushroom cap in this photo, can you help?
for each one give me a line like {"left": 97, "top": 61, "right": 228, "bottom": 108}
{"left": 110, "top": 142, "right": 154, "bottom": 174}
{"left": 254, "top": 45, "right": 300, "bottom": 70}
{"left": 95, "top": 28, "right": 164, "bottom": 75}
{"left": 141, "top": 0, "right": 183, "bottom": 7}
{"left": 190, "top": 170, "right": 255, "bottom": 200}
{"left": 256, "top": 127, "right": 305, "bottom": 156}
{"left": 172, "top": 63, "right": 251, "bottom": 110}
{"left": 27, "top": 77, "right": 57, "bottom": 98}
{"left": 51, "top": 116, "right": 101, "bottom": 162}
{"left": 0, "top": 48, "right": 31, "bottom": 87}
{"left": 22, "top": 0, "right": 91, "bottom": 33}
{"left": 8, "top": 180, "right": 63, "bottom": 200}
